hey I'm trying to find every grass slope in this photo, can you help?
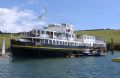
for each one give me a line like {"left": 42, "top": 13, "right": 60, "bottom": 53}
{"left": 75, "top": 30, "right": 120, "bottom": 43}
{"left": 0, "top": 30, "right": 120, "bottom": 49}
{"left": 0, "top": 34, "right": 19, "bottom": 49}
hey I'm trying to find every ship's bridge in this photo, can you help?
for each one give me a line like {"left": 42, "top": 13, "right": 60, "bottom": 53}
{"left": 45, "top": 23, "right": 74, "bottom": 34}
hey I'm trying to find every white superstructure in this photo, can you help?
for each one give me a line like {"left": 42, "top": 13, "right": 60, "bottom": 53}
{"left": 80, "top": 35, "right": 106, "bottom": 47}
{"left": 22, "top": 23, "right": 106, "bottom": 48}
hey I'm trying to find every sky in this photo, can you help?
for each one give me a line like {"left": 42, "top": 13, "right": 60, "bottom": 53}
{"left": 0, "top": 0, "right": 120, "bottom": 32}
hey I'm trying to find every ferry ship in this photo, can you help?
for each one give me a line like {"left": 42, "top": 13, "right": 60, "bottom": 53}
{"left": 10, "top": 23, "right": 106, "bottom": 58}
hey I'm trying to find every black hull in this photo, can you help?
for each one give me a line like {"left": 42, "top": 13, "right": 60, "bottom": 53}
{"left": 10, "top": 39, "right": 84, "bottom": 58}
{"left": 10, "top": 39, "right": 105, "bottom": 58}
{"left": 11, "top": 46, "right": 82, "bottom": 58}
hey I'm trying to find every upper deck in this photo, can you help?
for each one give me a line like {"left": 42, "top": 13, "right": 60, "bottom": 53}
{"left": 19, "top": 23, "right": 106, "bottom": 47}
{"left": 21, "top": 23, "right": 81, "bottom": 41}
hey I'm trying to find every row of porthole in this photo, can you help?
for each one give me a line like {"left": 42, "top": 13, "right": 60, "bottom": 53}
{"left": 34, "top": 39, "right": 83, "bottom": 46}
{"left": 51, "top": 40, "right": 83, "bottom": 46}
{"left": 83, "top": 36, "right": 103, "bottom": 41}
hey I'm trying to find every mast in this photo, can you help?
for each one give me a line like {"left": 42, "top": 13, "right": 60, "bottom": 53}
{"left": 2, "top": 38, "right": 5, "bottom": 55}
{"left": 111, "top": 38, "right": 114, "bottom": 54}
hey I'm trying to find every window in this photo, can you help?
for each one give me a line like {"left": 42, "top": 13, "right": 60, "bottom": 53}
{"left": 72, "top": 42, "right": 74, "bottom": 46}
{"left": 65, "top": 42, "right": 67, "bottom": 45}
{"left": 63, "top": 41, "right": 65, "bottom": 45}
{"left": 60, "top": 41, "right": 62, "bottom": 45}
{"left": 46, "top": 31, "right": 50, "bottom": 35}
{"left": 57, "top": 41, "right": 59, "bottom": 45}
{"left": 53, "top": 40, "right": 55, "bottom": 44}
{"left": 37, "top": 30, "right": 40, "bottom": 33}
{"left": 33, "top": 30, "right": 36, "bottom": 33}
{"left": 75, "top": 43, "right": 77, "bottom": 46}
{"left": 87, "top": 37, "right": 89, "bottom": 39}
{"left": 55, "top": 41, "right": 57, "bottom": 45}
{"left": 42, "top": 31, "right": 45, "bottom": 34}
{"left": 78, "top": 43, "right": 79, "bottom": 46}
{"left": 43, "top": 39, "right": 45, "bottom": 44}
{"left": 45, "top": 40, "right": 48, "bottom": 44}
{"left": 49, "top": 40, "right": 52, "bottom": 44}
{"left": 79, "top": 43, "right": 81, "bottom": 46}
{"left": 41, "top": 39, "right": 43, "bottom": 44}
{"left": 61, "top": 23, "right": 66, "bottom": 27}
{"left": 72, "top": 35, "right": 74, "bottom": 37}
{"left": 48, "top": 40, "right": 49, "bottom": 44}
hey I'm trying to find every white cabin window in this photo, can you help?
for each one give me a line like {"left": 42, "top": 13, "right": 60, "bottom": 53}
{"left": 41, "top": 39, "right": 43, "bottom": 44}
{"left": 79, "top": 43, "right": 81, "bottom": 46}
{"left": 63, "top": 41, "right": 65, "bottom": 45}
{"left": 57, "top": 41, "right": 59, "bottom": 45}
{"left": 72, "top": 42, "right": 74, "bottom": 46}
{"left": 69, "top": 42, "right": 71, "bottom": 45}
{"left": 48, "top": 40, "right": 50, "bottom": 44}
{"left": 49, "top": 40, "right": 52, "bottom": 44}
{"left": 75, "top": 43, "right": 77, "bottom": 46}
{"left": 42, "top": 31, "right": 44, "bottom": 34}
{"left": 71, "top": 42, "right": 73, "bottom": 46}
{"left": 37, "top": 30, "right": 40, "bottom": 34}
{"left": 62, "top": 41, "right": 63, "bottom": 45}
{"left": 72, "top": 35, "right": 74, "bottom": 37}
{"left": 65, "top": 42, "right": 67, "bottom": 45}
{"left": 64, "top": 42, "right": 66, "bottom": 45}
{"left": 60, "top": 41, "right": 62, "bottom": 45}
{"left": 77, "top": 43, "right": 79, "bottom": 46}
{"left": 55, "top": 41, "right": 57, "bottom": 45}
{"left": 87, "top": 37, "right": 89, "bottom": 39}
{"left": 44, "top": 39, "right": 48, "bottom": 44}
{"left": 53, "top": 40, "right": 55, "bottom": 44}
{"left": 43, "top": 39, "right": 45, "bottom": 44}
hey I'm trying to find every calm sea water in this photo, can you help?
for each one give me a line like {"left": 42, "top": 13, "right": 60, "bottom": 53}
{"left": 0, "top": 52, "right": 120, "bottom": 78}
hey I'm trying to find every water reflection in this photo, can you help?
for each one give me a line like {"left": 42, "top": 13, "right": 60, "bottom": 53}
{"left": 0, "top": 52, "right": 120, "bottom": 78}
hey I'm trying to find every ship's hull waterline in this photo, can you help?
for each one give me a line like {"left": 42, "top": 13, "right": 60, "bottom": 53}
{"left": 11, "top": 46, "right": 83, "bottom": 58}
{"left": 10, "top": 40, "right": 106, "bottom": 58}
{"left": 10, "top": 40, "right": 85, "bottom": 58}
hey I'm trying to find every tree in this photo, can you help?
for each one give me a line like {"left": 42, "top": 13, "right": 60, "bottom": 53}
{"left": 0, "top": 31, "right": 2, "bottom": 34}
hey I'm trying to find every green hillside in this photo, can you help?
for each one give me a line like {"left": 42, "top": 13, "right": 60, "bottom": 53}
{"left": 0, "top": 34, "right": 19, "bottom": 49}
{"left": 75, "top": 30, "right": 120, "bottom": 44}
{"left": 0, "top": 30, "right": 120, "bottom": 49}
